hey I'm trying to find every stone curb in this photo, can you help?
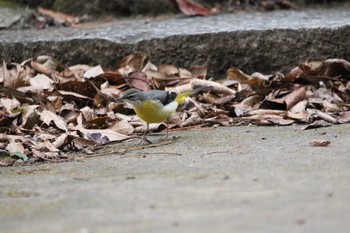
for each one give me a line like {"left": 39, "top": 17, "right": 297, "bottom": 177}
{"left": 1, "top": 6, "right": 350, "bottom": 75}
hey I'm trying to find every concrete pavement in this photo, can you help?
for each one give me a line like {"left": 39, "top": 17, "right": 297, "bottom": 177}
{"left": 1, "top": 124, "right": 349, "bottom": 233}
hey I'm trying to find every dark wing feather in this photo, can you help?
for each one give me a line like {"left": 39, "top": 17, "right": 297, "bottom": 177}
{"left": 141, "top": 90, "right": 177, "bottom": 106}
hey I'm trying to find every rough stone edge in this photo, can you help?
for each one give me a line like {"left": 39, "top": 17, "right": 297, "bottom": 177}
{"left": 1, "top": 25, "right": 349, "bottom": 76}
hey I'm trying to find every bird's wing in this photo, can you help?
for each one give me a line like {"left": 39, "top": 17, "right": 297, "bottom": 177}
{"left": 141, "top": 90, "right": 177, "bottom": 106}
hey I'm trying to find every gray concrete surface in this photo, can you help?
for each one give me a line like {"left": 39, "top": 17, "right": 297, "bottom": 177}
{"left": 1, "top": 124, "right": 350, "bottom": 233}
{"left": 1, "top": 5, "right": 350, "bottom": 75}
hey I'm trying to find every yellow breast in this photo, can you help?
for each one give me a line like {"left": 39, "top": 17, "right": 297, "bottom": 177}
{"left": 133, "top": 99, "right": 178, "bottom": 123}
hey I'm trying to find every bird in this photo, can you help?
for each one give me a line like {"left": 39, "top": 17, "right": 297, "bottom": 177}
{"left": 117, "top": 88, "right": 190, "bottom": 144}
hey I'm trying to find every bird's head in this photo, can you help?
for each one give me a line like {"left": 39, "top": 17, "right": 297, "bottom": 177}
{"left": 116, "top": 88, "right": 142, "bottom": 105}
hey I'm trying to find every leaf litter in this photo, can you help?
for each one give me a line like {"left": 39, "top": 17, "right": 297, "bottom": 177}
{"left": 1, "top": 55, "right": 350, "bottom": 166}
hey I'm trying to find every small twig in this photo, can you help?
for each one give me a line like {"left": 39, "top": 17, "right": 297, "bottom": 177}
{"left": 169, "top": 125, "right": 213, "bottom": 132}
{"left": 202, "top": 150, "right": 230, "bottom": 156}
{"left": 125, "top": 140, "right": 173, "bottom": 151}
{"left": 34, "top": 154, "right": 72, "bottom": 163}
{"left": 86, "top": 140, "right": 174, "bottom": 158}
{"left": 121, "top": 152, "right": 182, "bottom": 157}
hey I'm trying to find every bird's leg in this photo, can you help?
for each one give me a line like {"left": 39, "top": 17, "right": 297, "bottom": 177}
{"left": 166, "top": 119, "right": 170, "bottom": 139}
{"left": 160, "top": 119, "right": 172, "bottom": 142}
{"left": 139, "top": 123, "right": 152, "bottom": 144}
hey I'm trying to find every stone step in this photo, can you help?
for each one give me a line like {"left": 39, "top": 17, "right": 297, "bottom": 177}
{"left": 1, "top": 5, "right": 350, "bottom": 76}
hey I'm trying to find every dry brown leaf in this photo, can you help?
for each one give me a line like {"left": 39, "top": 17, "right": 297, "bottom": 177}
{"left": 52, "top": 133, "right": 72, "bottom": 149}
{"left": 2, "top": 63, "right": 26, "bottom": 89}
{"left": 166, "top": 83, "right": 193, "bottom": 94}
{"left": 73, "top": 114, "right": 129, "bottom": 143}
{"left": 191, "top": 78, "right": 235, "bottom": 95}
{"left": 110, "top": 120, "right": 135, "bottom": 135}
{"left": 337, "top": 111, "right": 350, "bottom": 123}
{"left": 142, "top": 60, "right": 158, "bottom": 73}
{"left": 282, "top": 86, "right": 306, "bottom": 110}
{"left": 44, "top": 140, "right": 61, "bottom": 152}
{"left": 188, "top": 65, "right": 207, "bottom": 79}
{"left": 249, "top": 109, "right": 286, "bottom": 116}
{"left": 302, "top": 120, "right": 332, "bottom": 130}
{"left": 233, "top": 95, "right": 264, "bottom": 116}
{"left": 174, "top": 0, "right": 211, "bottom": 16}
{"left": 158, "top": 64, "right": 179, "bottom": 76}
{"left": 179, "top": 68, "right": 193, "bottom": 81}
{"left": 126, "top": 71, "right": 151, "bottom": 91}
{"left": 68, "top": 64, "right": 91, "bottom": 79}
{"left": 200, "top": 93, "right": 235, "bottom": 105}
{"left": 289, "top": 100, "right": 307, "bottom": 114}
{"left": 284, "top": 66, "right": 303, "bottom": 82}
{"left": 0, "top": 97, "right": 21, "bottom": 112}
{"left": 117, "top": 54, "right": 147, "bottom": 72}
{"left": 97, "top": 71, "right": 125, "bottom": 86}
{"left": 267, "top": 118, "right": 295, "bottom": 126}
{"left": 287, "top": 110, "right": 312, "bottom": 123}
{"left": 22, "top": 106, "right": 40, "bottom": 129}
{"left": 83, "top": 65, "right": 104, "bottom": 79}
{"left": 317, "top": 59, "right": 350, "bottom": 79}
{"left": 37, "top": 7, "right": 80, "bottom": 26}
{"left": 6, "top": 142, "right": 25, "bottom": 155}
{"left": 40, "top": 109, "right": 68, "bottom": 132}
{"left": 260, "top": 86, "right": 306, "bottom": 111}
{"left": 180, "top": 111, "right": 202, "bottom": 127}
{"left": 227, "top": 67, "right": 251, "bottom": 82}
{"left": 313, "top": 109, "right": 338, "bottom": 123}
{"left": 310, "top": 139, "right": 331, "bottom": 147}
{"left": 322, "top": 99, "right": 342, "bottom": 112}
{"left": 56, "top": 81, "right": 97, "bottom": 98}
{"left": 72, "top": 137, "right": 98, "bottom": 150}
{"left": 28, "top": 74, "right": 54, "bottom": 92}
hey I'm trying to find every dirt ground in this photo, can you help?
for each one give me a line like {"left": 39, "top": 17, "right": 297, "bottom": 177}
{"left": 1, "top": 124, "right": 350, "bottom": 233}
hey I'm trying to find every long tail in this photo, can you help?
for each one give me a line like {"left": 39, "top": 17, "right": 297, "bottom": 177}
{"left": 175, "top": 92, "right": 191, "bottom": 105}
{"left": 175, "top": 86, "right": 212, "bottom": 104}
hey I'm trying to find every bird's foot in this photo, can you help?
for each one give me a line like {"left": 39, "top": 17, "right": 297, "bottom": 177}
{"left": 138, "top": 136, "right": 152, "bottom": 145}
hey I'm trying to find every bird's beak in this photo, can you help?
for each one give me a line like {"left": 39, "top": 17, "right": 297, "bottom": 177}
{"left": 114, "top": 96, "right": 125, "bottom": 102}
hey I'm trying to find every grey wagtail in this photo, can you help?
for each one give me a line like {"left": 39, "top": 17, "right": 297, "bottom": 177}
{"left": 117, "top": 89, "right": 190, "bottom": 144}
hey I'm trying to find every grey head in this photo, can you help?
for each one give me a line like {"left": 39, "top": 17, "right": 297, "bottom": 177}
{"left": 118, "top": 88, "right": 142, "bottom": 104}
{"left": 117, "top": 88, "right": 177, "bottom": 106}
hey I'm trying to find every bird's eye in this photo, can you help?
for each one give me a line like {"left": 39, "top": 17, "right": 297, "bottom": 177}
{"left": 127, "top": 94, "right": 136, "bottom": 100}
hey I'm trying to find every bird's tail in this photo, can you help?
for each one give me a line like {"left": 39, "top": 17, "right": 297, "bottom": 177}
{"left": 175, "top": 86, "right": 213, "bottom": 104}
{"left": 175, "top": 92, "right": 191, "bottom": 105}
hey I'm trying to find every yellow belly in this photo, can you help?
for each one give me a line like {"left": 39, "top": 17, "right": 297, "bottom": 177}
{"left": 133, "top": 100, "right": 177, "bottom": 123}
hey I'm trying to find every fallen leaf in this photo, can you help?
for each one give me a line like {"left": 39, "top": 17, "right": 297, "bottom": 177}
{"left": 2, "top": 63, "right": 26, "bottom": 89}
{"left": 337, "top": 111, "right": 350, "bottom": 123}
{"left": 174, "top": 0, "right": 211, "bottom": 16}
{"left": 317, "top": 59, "right": 350, "bottom": 79}
{"left": 110, "top": 120, "right": 135, "bottom": 135}
{"left": 6, "top": 142, "right": 25, "bottom": 155}
{"left": 126, "top": 71, "right": 151, "bottom": 91}
{"left": 0, "top": 97, "right": 21, "bottom": 112}
{"left": 56, "top": 81, "right": 97, "bottom": 98}
{"left": 310, "top": 139, "right": 331, "bottom": 147}
{"left": 287, "top": 110, "right": 312, "bottom": 123}
{"left": 29, "top": 74, "right": 55, "bottom": 92}
{"left": 73, "top": 114, "right": 129, "bottom": 143}
{"left": 83, "top": 65, "right": 104, "bottom": 79}
{"left": 191, "top": 78, "right": 236, "bottom": 95}
{"left": 267, "top": 118, "right": 295, "bottom": 126}
{"left": 40, "top": 109, "right": 68, "bottom": 131}
{"left": 260, "top": 86, "right": 306, "bottom": 110}
{"left": 302, "top": 120, "right": 332, "bottom": 130}
{"left": 37, "top": 6, "right": 80, "bottom": 26}
{"left": 117, "top": 53, "right": 147, "bottom": 73}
